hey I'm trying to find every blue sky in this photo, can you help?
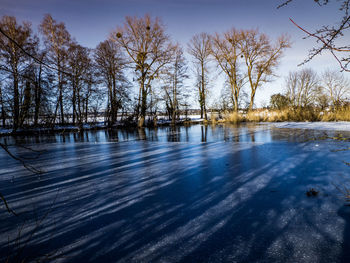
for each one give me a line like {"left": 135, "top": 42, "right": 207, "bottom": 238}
{"left": 0, "top": 0, "right": 347, "bottom": 107}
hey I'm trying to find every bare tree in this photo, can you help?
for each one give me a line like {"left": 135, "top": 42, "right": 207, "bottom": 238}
{"left": 322, "top": 70, "right": 350, "bottom": 109}
{"left": 31, "top": 50, "right": 50, "bottom": 127}
{"left": 285, "top": 68, "right": 319, "bottom": 108}
{"left": 112, "top": 14, "right": 176, "bottom": 127}
{"left": 67, "top": 42, "right": 92, "bottom": 127}
{"left": 0, "top": 16, "right": 34, "bottom": 131}
{"left": 188, "top": 33, "right": 212, "bottom": 120}
{"left": 94, "top": 39, "right": 128, "bottom": 126}
{"left": 279, "top": 0, "right": 350, "bottom": 71}
{"left": 162, "top": 44, "right": 188, "bottom": 124}
{"left": 239, "top": 29, "right": 290, "bottom": 111}
{"left": 39, "top": 14, "right": 71, "bottom": 125}
{"left": 211, "top": 29, "right": 246, "bottom": 112}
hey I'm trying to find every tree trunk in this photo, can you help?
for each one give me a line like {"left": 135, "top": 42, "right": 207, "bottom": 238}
{"left": 249, "top": 91, "right": 256, "bottom": 111}
{"left": 202, "top": 90, "right": 207, "bottom": 120}
{"left": 13, "top": 74, "right": 19, "bottom": 131}
{"left": 171, "top": 110, "right": 176, "bottom": 125}
{"left": 85, "top": 98, "right": 88, "bottom": 123}
{"left": 138, "top": 80, "right": 147, "bottom": 127}
{"left": 72, "top": 83, "right": 76, "bottom": 125}
{"left": 59, "top": 87, "right": 64, "bottom": 125}
{"left": 112, "top": 77, "right": 117, "bottom": 124}
{"left": 34, "top": 81, "right": 42, "bottom": 127}
{"left": 20, "top": 81, "right": 31, "bottom": 127}
{"left": 0, "top": 87, "right": 6, "bottom": 127}
{"left": 136, "top": 83, "right": 142, "bottom": 119}
{"left": 201, "top": 62, "right": 207, "bottom": 120}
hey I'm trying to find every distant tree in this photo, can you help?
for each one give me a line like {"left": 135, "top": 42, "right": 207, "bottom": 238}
{"left": 94, "top": 39, "right": 128, "bottom": 126}
{"left": 0, "top": 16, "right": 35, "bottom": 131}
{"left": 0, "top": 84, "right": 6, "bottom": 126}
{"left": 220, "top": 81, "right": 235, "bottom": 111}
{"left": 39, "top": 14, "right": 71, "bottom": 125}
{"left": 239, "top": 29, "right": 290, "bottom": 111}
{"left": 30, "top": 49, "right": 51, "bottom": 127}
{"left": 279, "top": 0, "right": 350, "bottom": 71}
{"left": 67, "top": 42, "right": 92, "bottom": 127}
{"left": 188, "top": 33, "right": 212, "bottom": 120}
{"left": 321, "top": 70, "right": 350, "bottom": 109}
{"left": 113, "top": 14, "right": 176, "bottom": 127}
{"left": 270, "top": 93, "right": 289, "bottom": 110}
{"left": 211, "top": 29, "right": 246, "bottom": 112}
{"left": 19, "top": 74, "right": 32, "bottom": 127}
{"left": 285, "top": 69, "right": 319, "bottom": 108}
{"left": 314, "top": 86, "right": 330, "bottom": 110}
{"left": 162, "top": 44, "right": 188, "bottom": 124}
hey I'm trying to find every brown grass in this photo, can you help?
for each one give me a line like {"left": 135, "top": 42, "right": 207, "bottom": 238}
{"left": 321, "top": 106, "right": 350, "bottom": 122}
{"left": 223, "top": 111, "right": 244, "bottom": 123}
{"left": 220, "top": 106, "right": 350, "bottom": 123}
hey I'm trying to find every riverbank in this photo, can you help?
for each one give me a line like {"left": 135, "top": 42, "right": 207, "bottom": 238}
{"left": 0, "top": 117, "right": 206, "bottom": 136}
{"left": 2, "top": 109, "right": 350, "bottom": 136}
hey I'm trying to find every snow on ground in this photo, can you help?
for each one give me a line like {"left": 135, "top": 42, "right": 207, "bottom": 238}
{"left": 0, "top": 128, "right": 11, "bottom": 134}
{"left": 271, "top": 122, "right": 350, "bottom": 132}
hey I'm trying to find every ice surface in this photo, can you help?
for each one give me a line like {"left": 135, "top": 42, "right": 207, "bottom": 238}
{"left": 271, "top": 121, "right": 350, "bottom": 132}
{"left": 1, "top": 125, "right": 350, "bottom": 262}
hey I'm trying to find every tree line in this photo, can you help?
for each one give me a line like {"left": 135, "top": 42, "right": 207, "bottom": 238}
{"left": 270, "top": 68, "right": 350, "bottom": 111}
{"left": 0, "top": 14, "right": 290, "bottom": 130}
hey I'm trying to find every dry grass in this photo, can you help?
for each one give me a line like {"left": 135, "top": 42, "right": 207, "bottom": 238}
{"left": 321, "top": 106, "right": 350, "bottom": 122}
{"left": 286, "top": 108, "right": 320, "bottom": 122}
{"left": 210, "top": 112, "right": 218, "bottom": 124}
{"left": 220, "top": 106, "right": 350, "bottom": 123}
{"left": 265, "top": 110, "right": 289, "bottom": 122}
{"left": 223, "top": 111, "right": 244, "bottom": 123}
{"left": 245, "top": 110, "right": 268, "bottom": 122}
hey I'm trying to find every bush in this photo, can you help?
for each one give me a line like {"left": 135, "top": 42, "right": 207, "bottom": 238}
{"left": 321, "top": 106, "right": 350, "bottom": 121}
{"left": 224, "top": 111, "right": 243, "bottom": 123}
{"left": 270, "top": 93, "right": 290, "bottom": 110}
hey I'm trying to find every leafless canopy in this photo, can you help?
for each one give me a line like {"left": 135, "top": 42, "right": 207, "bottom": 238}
{"left": 0, "top": 16, "right": 35, "bottom": 131}
{"left": 239, "top": 29, "right": 290, "bottom": 110}
{"left": 321, "top": 69, "right": 350, "bottom": 108}
{"left": 285, "top": 68, "right": 319, "bottom": 108}
{"left": 278, "top": 0, "right": 350, "bottom": 71}
{"left": 188, "top": 33, "right": 212, "bottom": 119}
{"left": 162, "top": 44, "right": 188, "bottom": 123}
{"left": 95, "top": 40, "right": 128, "bottom": 126}
{"left": 210, "top": 29, "right": 246, "bottom": 112}
{"left": 40, "top": 14, "right": 71, "bottom": 125}
{"left": 112, "top": 14, "right": 176, "bottom": 126}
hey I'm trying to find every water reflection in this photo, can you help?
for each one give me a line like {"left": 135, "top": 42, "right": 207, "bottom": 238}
{"left": 201, "top": 125, "right": 208, "bottom": 142}
{"left": 2, "top": 124, "right": 350, "bottom": 146}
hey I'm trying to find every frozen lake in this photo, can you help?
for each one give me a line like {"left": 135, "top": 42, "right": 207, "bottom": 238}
{"left": 1, "top": 124, "right": 350, "bottom": 262}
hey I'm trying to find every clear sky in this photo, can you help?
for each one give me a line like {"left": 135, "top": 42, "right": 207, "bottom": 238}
{"left": 0, "top": 0, "right": 348, "bottom": 107}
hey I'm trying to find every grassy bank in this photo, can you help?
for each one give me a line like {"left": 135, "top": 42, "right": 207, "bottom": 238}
{"left": 218, "top": 106, "right": 350, "bottom": 123}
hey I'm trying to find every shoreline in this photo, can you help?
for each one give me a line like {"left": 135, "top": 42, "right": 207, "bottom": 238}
{"left": 2, "top": 120, "right": 350, "bottom": 137}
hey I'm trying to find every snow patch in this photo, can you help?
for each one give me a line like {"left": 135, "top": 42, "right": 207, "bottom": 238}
{"left": 271, "top": 121, "right": 350, "bottom": 132}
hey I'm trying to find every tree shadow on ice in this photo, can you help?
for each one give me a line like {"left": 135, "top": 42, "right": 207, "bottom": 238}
{"left": 1, "top": 140, "right": 350, "bottom": 262}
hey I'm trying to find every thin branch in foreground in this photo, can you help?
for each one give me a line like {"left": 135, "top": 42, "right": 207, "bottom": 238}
{"left": 0, "top": 192, "right": 17, "bottom": 216}
{"left": 10, "top": 190, "right": 60, "bottom": 263}
{"left": 277, "top": 0, "right": 293, "bottom": 9}
{"left": 289, "top": 18, "right": 350, "bottom": 72}
{"left": 0, "top": 142, "right": 43, "bottom": 174}
{"left": 0, "top": 141, "right": 44, "bottom": 216}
